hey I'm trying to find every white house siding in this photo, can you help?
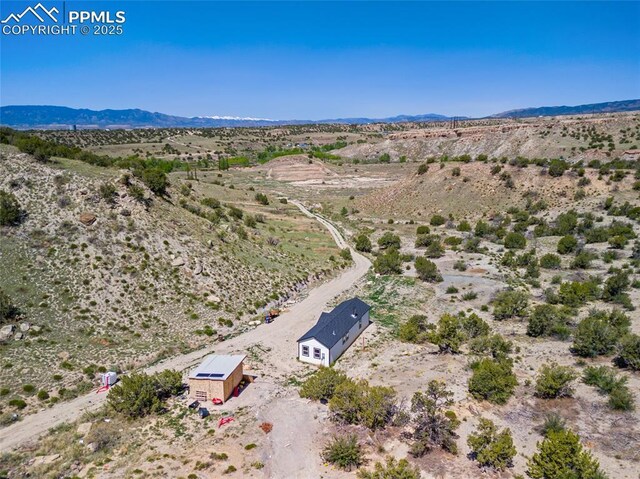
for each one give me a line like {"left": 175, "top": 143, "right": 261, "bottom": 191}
{"left": 298, "top": 338, "right": 330, "bottom": 366}
{"left": 329, "top": 311, "right": 370, "bottom": 364}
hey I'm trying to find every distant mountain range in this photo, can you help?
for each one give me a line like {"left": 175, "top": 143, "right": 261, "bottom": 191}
{"left": 492, "top": 99, "right": 640, "bottom": 119}
{"left": 1, "top": 100, "right": 638, "bottom": 129}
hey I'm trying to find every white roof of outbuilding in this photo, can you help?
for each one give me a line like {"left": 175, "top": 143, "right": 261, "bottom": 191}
{"left": 188, "top": 354, "right": 246, "bottom": 380}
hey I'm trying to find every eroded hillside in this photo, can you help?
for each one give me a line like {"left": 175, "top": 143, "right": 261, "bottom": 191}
{"left": 0, "top": 145, "right": 343, "bottom": 414}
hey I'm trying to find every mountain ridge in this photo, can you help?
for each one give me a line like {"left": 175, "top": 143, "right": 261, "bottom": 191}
{"left": 1, "top": 99, "right": 638, "bottom": 129}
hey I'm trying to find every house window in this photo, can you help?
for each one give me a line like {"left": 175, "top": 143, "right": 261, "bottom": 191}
{"left": 195, "top": 390, "right": 207, "bottom": 402}
{"left": 359, "top": 320, "right": 362, "bottom": 329}
{"left": 313, "top": 348, "right": 321, "bottom": 359}
{"left": 342, "top": 334, "right": 349, "bottom": 344}
{"left": 301, "top": 345, "right": 309, "bottom": 357}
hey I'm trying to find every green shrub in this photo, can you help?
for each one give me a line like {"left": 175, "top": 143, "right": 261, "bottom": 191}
{"left": 461, "top": 313, "right": 491, "bottom": 339}
{"left": 357, "top": 457, "right": 420, "bottom": 479}
{"left": 99, "top": 182, "right": 117, "bottom": 202}
{"left": 571, "top": 251, "right": 597, "bottom": 269}
{"left": 0, "top": 190, "right": 23, "bottom": 226}
{"left": 409, "top": 380, "right": 459, "bottom": 456}
{"left": 608, "top": 235, "right": 627, "bottom": 249}
{"left": 22, "top": 384, "right": 35, "bottom": 394}
{"left": 340, "top": 248, "right": 352, "bottom": 261}
{"left": 329, "top": 379, "right": 396, "bottom": 430}
{"left": 107, "top": 370, "right": 182, "bottom": 418}
{"left": 430, "top": 214, "right": 446, "bottom": 226}
{"left": 414, "top": 257, "right": 442, "bottom": 282}
{"left": 582, "top": 365, "right": 634, "bottom": 411}
{"left": 557, "top": 235, "right": 578, "bottom": 254}
{"left": 548, "top": 159, "right": 569, "bottom": 177}
{"left": 504, "top": 232, "right": 526, "bottom": 250}
{"left": 582, "top": 366, "right": 620, "bottom": 393}
{"left": 139, "top": 168, "right": 168, "bottom": 195}
{"left": 299, "top": 367, "right": 347, "bottom": 402}
{"left": 616, "top": 333, "right": 640, "bottom": 370}
{"left": 244, "top": 215, "right": 257, "bottom": 228}
{"left": 416, "top": 225, "right": 430, "bottom": 235}
{"left": 200, "top": 197, "right": 221, "bottom": 209}
{"left": 417, "top": 164, "right": 429, "bottom": 175}
{"left": 426, "top": 314, "right": 466, "bottom": 353}
{"left": 355, "top": 234, "right": 372, "bottom": 252}
{"left": 8, "top": 398, "right": 27, "bottom": 409}
{"left": 607, "top": 383, "right": 635, "bottom": 411}
{"left": 377, "top": 232, "right": 401, "bottom": 250}
{"left": 468, "top": 334, "right": 513, "bottom": 359}
{"left": 374, "top": 249, "right": 403, "bottom": 275}
{"left": 539, "top": 253, "right": 562, "bottom": 269}
{"left": 534, "top": 363, "right": 577, "bottom": 399}
{"left": 601, "top": 269, "right": 630, "bottom": 305}
{"left": 527, "top": 305, "right": 570, "bottom": 340}
{"left": 467, "top": 418, "right": 516, "bottom": 471}
{"left": 572, "top": 310, "right": 629, "bottom": 357}
{"left": 457, "top": 220, "right": 471, "bottom": 232}
{"left": 557, "top": 279, "right": 600, "bottom": 307}
{"left": 492, "top": 290, "right": 528, "bottom": 321}
{"left": 527, "top": 430, "right": 606, "bottom": 479}
{"left": 539, "top": 413, "right": 566, "bottom": 437}
{"left": 398, "top": 315, "right": 432, "bottom": 344}
{"left": 425, "top": 241, "right": 445, "bottom": 258}
{"left": 255, "top": 192, "right": 269, "bottom": 205}
{"left": 322, "top": 434, "right": 363, "bottom": 471}
{"left": 468, "top": 358, "right": 517, "bottom": 404}
{"left": 0, "top": 288, "right": 17, "bottom": 323}
{"left": 414, "top": 233, "right": 437, "bottom": 248}
{"left": 37, "top": 390, "right": 50, "bottom": 401}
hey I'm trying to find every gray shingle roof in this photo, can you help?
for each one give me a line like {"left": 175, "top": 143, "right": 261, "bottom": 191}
{"left": 298, "top": 297, "right": 371, "bottom": 349}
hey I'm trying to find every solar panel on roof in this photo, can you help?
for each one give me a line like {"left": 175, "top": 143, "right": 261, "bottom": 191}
{"left": 195, "top": 372, "right": 225, "bottom": 378}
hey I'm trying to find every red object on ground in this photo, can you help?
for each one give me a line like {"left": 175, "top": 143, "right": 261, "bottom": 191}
{"left": 218, "top": 416, "right": 234, "bottom": 428}
{"left": 96, "top": 384, "right": 110, "bottom": 394}
{"left": 212, "top": 398, "right": 223, "bottom": 405}
{"left": 233, "top": 386, "right": 240, "bottom": 397}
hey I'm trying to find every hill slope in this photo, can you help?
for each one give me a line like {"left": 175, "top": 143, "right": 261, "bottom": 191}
{"left": 0, "top": 146, "right": 342, "bottom": 414}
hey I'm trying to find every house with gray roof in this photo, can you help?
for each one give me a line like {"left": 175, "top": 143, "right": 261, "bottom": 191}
{"left": 297, "top": 297, "right": 371, "bottom": 366}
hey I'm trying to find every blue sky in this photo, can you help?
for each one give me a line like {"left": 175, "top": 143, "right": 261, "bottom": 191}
{"left": 1, "top": 1, "right": 639, "bottom": 119}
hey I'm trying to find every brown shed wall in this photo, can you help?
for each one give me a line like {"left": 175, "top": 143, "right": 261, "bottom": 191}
{"left": 188, "top": 362, "right": 244, "bottom": 403}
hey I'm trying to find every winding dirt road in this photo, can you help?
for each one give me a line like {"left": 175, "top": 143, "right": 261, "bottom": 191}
{"left": 0, "top": 201, "right": 370, "bottom": 452}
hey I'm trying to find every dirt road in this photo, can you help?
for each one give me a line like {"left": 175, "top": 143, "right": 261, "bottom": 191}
{"left": 0, "top": 201, "right": 370, "bottom": 452}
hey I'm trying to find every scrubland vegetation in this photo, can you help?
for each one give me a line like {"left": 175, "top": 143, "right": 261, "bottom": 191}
{"left": 1, "top": 113, "right": 639, "bottom": 478}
